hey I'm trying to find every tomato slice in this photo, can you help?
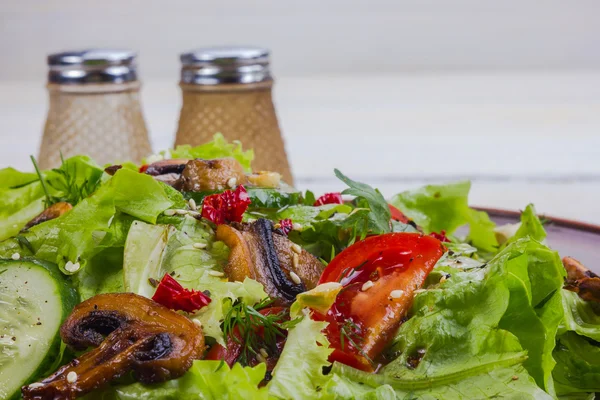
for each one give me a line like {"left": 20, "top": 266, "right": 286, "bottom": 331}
{"left": 205, "top": 307, "right": 287, "bottom": 371}
{"left": 388, "top": 204, "right": 410, "bottom": 224}
{"left": 317, "top": 232, "right": 445, "bottom": 371}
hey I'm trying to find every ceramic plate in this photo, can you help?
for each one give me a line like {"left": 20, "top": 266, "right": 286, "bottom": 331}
{"left": 480, "top": 207, "right": 600, "bottom": 274}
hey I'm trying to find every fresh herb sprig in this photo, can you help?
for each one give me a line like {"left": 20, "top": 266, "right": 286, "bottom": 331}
{"left": 222, "top": 298, "right": 300, "bottom": 365}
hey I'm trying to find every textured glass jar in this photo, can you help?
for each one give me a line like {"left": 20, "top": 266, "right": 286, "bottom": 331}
{"left": 38, "top": 49, "right": 152, "bottom": 169}
{"left": 174, "top": 47, "right": 293, "bottom": 184}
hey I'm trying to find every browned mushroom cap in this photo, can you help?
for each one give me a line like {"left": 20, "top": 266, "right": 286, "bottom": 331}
{"left": 22, "top": 293, "right": 205, "bottom": 400}
{"left": 563, "top": 256, "right": 600, "bottom": 303}
{"left": 144, "top": 159, "right": 190, "bottom": 176}
{"left": 177, "top": 158, "right": 249, "bottom": 192}
{"left": 216, "top": 219, "right": 325, "bottom": 306}
{"left": 23, "top": 202, "right": 73, "bottom": 230}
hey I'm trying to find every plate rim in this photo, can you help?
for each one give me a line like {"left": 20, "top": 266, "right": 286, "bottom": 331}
{"left": 475, "top": 206, "right": 600, "bottom": 235}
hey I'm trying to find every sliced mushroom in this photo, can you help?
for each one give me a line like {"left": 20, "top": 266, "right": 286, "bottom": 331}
{"left": 177, "top": 158, "right": 249, "bottom": 192}
{"left": 22, "top": 293, "right": 205, "bottom": 400}
{"left": 23, "top": 202, "right": 73, "bottom": 230}
{"left": 563, "top": 256, "right": 600, "bottom": 303}
{"left": 144, "top": 159, "right": 189, "bottom": 176}
{"left": 216, "top": 219, "right": 325, "bottom": 305}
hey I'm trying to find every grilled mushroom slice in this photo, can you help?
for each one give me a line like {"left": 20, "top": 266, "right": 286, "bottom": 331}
{"left": 563, "top": 256, "right": 600, "bottom": 303}
{"left": 177, "top": 158, "right": 249, "bottom": 192}
{"left": 216, "top": 219, "right": 325, "bottom": 305}
{"left": 144, "top": 159, "right": 189, "bottom": 176}
{"left": 22, "top": 293, "right": 205, "bottom": 400}
{"left": 23, "top": 201, "right": 73, "bottom": 230}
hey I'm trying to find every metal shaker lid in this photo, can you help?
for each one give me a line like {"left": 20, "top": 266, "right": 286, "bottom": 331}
{"left": 47, "top": 49, "right": 138, "bottom": 84}
{"left": 180, "top": 46, "right": 272, "bottom": 85}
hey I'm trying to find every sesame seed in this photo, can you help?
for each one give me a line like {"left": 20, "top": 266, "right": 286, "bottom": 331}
{"left": 292, "top": 253, "right": 300, "bottom": 269}
{"left": 256, "top": 353, "right": 267, "bottom": 364}
{"left": 192, "top": 319, "right": 202, "bottom": 328}
{"left": 273, "top": 223, "right": 281, "bottom": 229}
{"left": 188, "top": 198, "right": 197, "bottom": 211}
{"left": 28, "top": 382, "right": 45, "bottom": 389}
{"left": 227, "top": 177, "right": 237, "bottom": 188}
{"left": 390, "top": 289, "right": 404, "bottom": 299}
{"left": 65, "top": 261, "right": 80, "bottom": 273}
{"left": 208, "top": 271, "right": 225, "bottom": 277}
{"left": 291, "top": 243, "right": 302, "bottom": 254}
{"left": 439, "top": 275, "right": 448, "bottom": 284}
{"left": 511, "top": 375, "right": 519, "bottom": 381}
{"left": 11, "top": 252, "right": 20, "bottom": 260}
{"left": 188, "top": 211, "right": 201, "bottom": 217}
{"left": 175, "top": 209, "right": 188, "bottom": 216}
{"left": 66, "top": 371, "right": 78, "bottom": 383}
{"left": 292, "top": 223, "right": 303, "bottom": 231}
{"left": 290, "top": 271, "right": 302, "bottom": 285}
{"left": 193, "top": 242, "right": 207, "bottom": 249}
{"left": 164, "top": 209, "right": 176, "bottom": 216}
{"left": 259, "top": 348, "right": 269, "bottom": 358}
{"left": 361, "top": 280, "right": 374, "bottom": 291}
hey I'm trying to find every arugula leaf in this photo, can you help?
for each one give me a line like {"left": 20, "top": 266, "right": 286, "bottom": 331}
{"left": 334, "top": 169, "right": 391, "bottom": 234}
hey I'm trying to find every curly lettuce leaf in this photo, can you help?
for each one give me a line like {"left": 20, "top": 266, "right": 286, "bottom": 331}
{"left": 267, "top": 316, "right": 334, "bottom": 400}
{"left": 506, "top": 204, "right": 547, "bottom": 245}
{"left": 553, "top": 331, "right": 600, "bottom": 396}
{"left": 559, "top": 290, "right": 600, "bottom": 342}
{"left": 96, "top": 361, "right": 268, "bottom": 400}
{"left": 167, "top": 133, "right": 254, "bottom": 172}
{"left": 0, "top": 180, "right": 46, "bottom": 241}
{"left": 382, "top": 238, "right": 564, "bottom": 395}
{"left": 0, "top": 167, "right": 38, "bottom": 189}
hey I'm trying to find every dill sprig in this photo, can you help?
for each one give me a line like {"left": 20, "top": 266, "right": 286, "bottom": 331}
{"left": 222, "top": 298, "right": 300, "bottom": 365}
{"left": 339, "top": 318, "right": 374, "bottom": 366}
{"left": 30, "top": 155, "right": 53, "bottom": 208}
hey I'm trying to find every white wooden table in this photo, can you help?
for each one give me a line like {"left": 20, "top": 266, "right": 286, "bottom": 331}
{"left": 1, "top": 72, "right": 599, "bottom": 224}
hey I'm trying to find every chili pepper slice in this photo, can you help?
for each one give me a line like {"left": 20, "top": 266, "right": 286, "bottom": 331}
{"left": 152, "top": 273, "right": 211, "bottom": 313}
{"left": 139, "top": 164, "right": 149, "bottom": 173}
{"left": 388, "top": 204, "right": 411, "bottom": 224}
{"left": 430, "top": 230, "right": 451, "bottom": 243}
{"left": 316, "top": 232, "right": 445, "bottom": 371}
{"left": 314, "top": 192, "right": 343, "bottom": 206}
{"left": 277, "top": 219, "right": 293, "bottom": 235}
{"left": 201, "top": 185, "right": 251, "bottom": 225}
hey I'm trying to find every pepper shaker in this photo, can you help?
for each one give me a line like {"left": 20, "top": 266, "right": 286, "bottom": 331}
{"left": 174, "top": 47, "right": 293, "bottom": 184}
{"left": 38, "top": 49, "right": 152, "bottom": 169}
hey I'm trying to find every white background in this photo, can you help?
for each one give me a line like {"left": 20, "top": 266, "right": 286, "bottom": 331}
{"left": 1, "top": 1, "right": 599, "bottom": 223}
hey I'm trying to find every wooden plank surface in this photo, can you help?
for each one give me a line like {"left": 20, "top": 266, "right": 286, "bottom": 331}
{"left": 1, "top": 72, "right": 599, "bottom": 223}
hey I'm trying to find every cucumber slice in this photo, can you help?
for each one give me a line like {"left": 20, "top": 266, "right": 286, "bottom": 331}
{"left": 0, "top": 258, "right": 78, "bottom": 399}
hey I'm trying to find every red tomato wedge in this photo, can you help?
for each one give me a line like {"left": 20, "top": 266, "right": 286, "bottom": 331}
{"left": 388, "top": 204, "right": 410, "bottom": 224}
{"left": 317, "top": 232, "right": 445, "bottom": 371}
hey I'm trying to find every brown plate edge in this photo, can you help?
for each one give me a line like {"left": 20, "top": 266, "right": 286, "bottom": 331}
{"left": 474, "top": 206, "right": 600, "bottom": 235}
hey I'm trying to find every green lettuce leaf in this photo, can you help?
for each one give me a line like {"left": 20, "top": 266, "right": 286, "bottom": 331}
{"left": 267, "top": 316, "right": 334, "bottom": 400}
{"left": 167, "top": 133, "right": 254, "bottom": 172}
{"left": 94, "top": 361, "right": 269, "bottom": 399}
{"left": 559, "top": 290, "right": 600, "bottom": 342}
{"left": 0, "top": 180, "right": 46, "bottom": 241}
{"left": 43, "top": 155, "right": 104, "bottom": 206}
{"left": 553, "top": 331, "right": 600, "bottom": 395}
{"left": 506, "top": 204, "right": 547, "bottom": 245}
{"left": 0, "top": 169, "right": 173, "bottom": 274}
{"left": 390, "top": 181, "right": 499, "bottom": 253}
{"left": 381, "top": 237, "right": 564, "bottom": 395}
{"left": 328, "top": 362, "right": 552, "bottom": 400}
{"left": 0, "top": 167, "right": 38, "bottom": 189}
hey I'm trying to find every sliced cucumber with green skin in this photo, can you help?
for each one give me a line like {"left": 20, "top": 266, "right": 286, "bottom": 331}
{"left": 0, "top": 258, "right": 78, "bottom": 400}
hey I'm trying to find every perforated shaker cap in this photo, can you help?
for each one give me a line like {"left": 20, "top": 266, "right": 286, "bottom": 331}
{"left": 180, "top": 46, "right": 271, "bottom": 85}
{"left": 47, "top": 49, "right": 138, "bottom": 84}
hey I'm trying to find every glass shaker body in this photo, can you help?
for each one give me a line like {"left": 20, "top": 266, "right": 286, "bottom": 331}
{"left": 38, "top": 49, "right": 152, "bottom": 169}
{"left": 174, "top": 47, "right": 293, "bottom": 184}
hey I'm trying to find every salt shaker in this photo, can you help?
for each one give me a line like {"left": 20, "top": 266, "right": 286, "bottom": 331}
{"left": 38, "top": 49, "right": 152, "bottom": 169}
{"left": 174, "top": 47, "right": 293, "bottom": 184}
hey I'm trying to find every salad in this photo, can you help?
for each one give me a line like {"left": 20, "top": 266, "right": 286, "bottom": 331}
{"left": 0, "top": 134, "right": 598, "bottom": 400}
